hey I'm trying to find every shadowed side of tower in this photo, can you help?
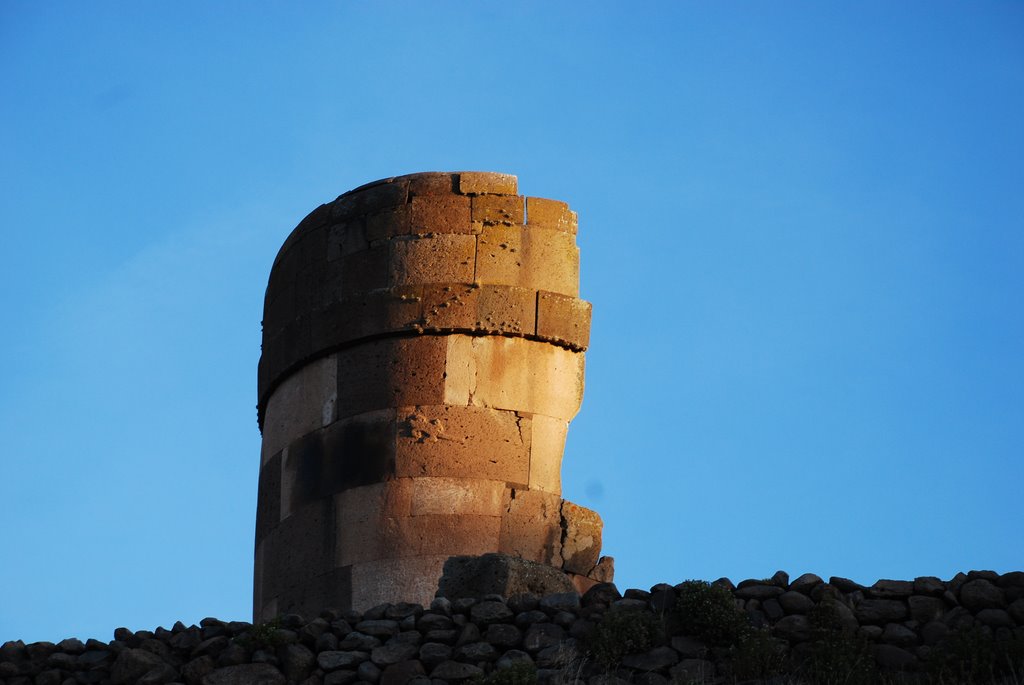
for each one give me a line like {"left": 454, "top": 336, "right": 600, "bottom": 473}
{"left": 254, "top": 172, "right": 608, "bottom": 621}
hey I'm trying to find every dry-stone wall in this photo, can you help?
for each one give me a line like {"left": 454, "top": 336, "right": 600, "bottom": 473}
{"left": 5, "top": 569, "right": 1023, "bottom": 685}
{"left": 255, "top": 172, "right": 610, "bottom": 622}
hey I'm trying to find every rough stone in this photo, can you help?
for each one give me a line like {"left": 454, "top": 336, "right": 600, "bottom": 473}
{"left": 855, "top": 599, "right": 908, "bottom": 625}
{"left": 960, "top": 579, "right": 1004, "bottom": 611}
{"left": 201, "top": 663, "right": 286, "bottom": 685}
{"left": 436, "top": 553, "right": 574, "bottom": 600}
{"left": 621, "top": 646, "right": 679, "bottom": 671}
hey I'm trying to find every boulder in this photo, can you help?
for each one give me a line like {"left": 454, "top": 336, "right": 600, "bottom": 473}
{"left": 437, "top": 553, "right": 573, "bottom": 599}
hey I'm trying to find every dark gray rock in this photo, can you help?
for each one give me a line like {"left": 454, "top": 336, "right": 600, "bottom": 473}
{"left": 470, "top": 601, "right": 513, "bottom": 625}
{"left": 418, "top": 642, "right": 451, "bottom": 668}
{"left": 778, "top": 591, "right": 815, "bottom": 615}
{"left": 960, "top": 579, "right": 1004, "bottom": 611}
{"left": 829, "top": 577, "right": 866, "bottom": 593}
{"left": 869, "top": 580, "right": 914, "bottom": 599}
{"left": 858, "top": 625, "right": 883, "bottom": 641}
{"left": 137, "top": 663, "right": 178, "bottom": 685}
{"left": 855, "top": 599, "right": 907, "bottom": 624}
{"left": 429, "top": 597, "right": 452, "bottom": 615}
{"left": 976, "top": 609, "right": 1014, "bottom": 628}
{"left": 454, "top": 641, "right": 497, "bottom": 661}
{"left": 1008, "top": 598, "right": 1024, "bottom": 624}
{"left": 789, "top": 573, "right": 823, "bottom": 595}
{"left": 484, "top": 624, "right": 521, "bottom": 648}
{"left": 201, "top": 663, "right": 286, "bottom": 685}
{"left": 416, "top": 614, "right": 453, "bottom": 632}
{"left": 581, "top": 583, "right": 621, "bottom": 606}
{"left": 35, "top": 671, "right": 62, "bottom": 685}
{"left": 315, "top": 632, "right": 339, "bottom": 653}
{"left": 192, "top": 636, "right": 229, "bottom": 659}
{"left": 371, "top": 641, "right": 418, "bottom": 666}
{"left": 913, "top": 576, "right": 945, "bottom": 596}
{"left": 872, "top": 644, "right": 917, "bottom": 670}
{"left": 522, "top": 623, "right": 565, "bottom": 652}
{"left": 495, "top": 649, "right": 533, "bottom": 669}
{"left": 621, "top": 646, "right": 678, "bottom": 671}
{"left": 429, "top": 660, "right": 482, "bottom": 680}
{"left": 354, "top": 621, "right": 399, "bottom": 639}
{"left": 999, "top": 571, "right": 1024, "bottom": 588}
{"left": 454, "top": 623, "right": 480, "bottom": 647}
{"left": 278, "top": 643, "right": 315, "bottom": 682}
{"left": 182, "top": 655, "right": 215, "bottom": 685}
{"left": 323, "top": 669, "right": 358, "bottom": 685}
{"left": 539, "top": 593, "right": 581, "bottom": 612}
{"left": 763, "top": 598, "right": 784, "bottom": 621}
{"left": 316, "top": 651, "right": 368, "bottom": 671}
{"left": 514, "top": 610, "right": 548, "bottom": 627}
{"left": 908, "top": 595, "right": 945, "bottom": 623}
{"left": 358, "top": 659, "right": 381, "bottom": 683}
{"left": 111, "top": 648, "right": 167, "bottom": 685}
{"left": 216, "top": 643, "right": 248, "bottom": 668}
{"left": 437, "top": 554, "right": 573, "bottom": 599}
{"left": 56, "top": 638, "right": 86, "bottom": 654}
{"left": 610, "top": 598, "right": 648, "bottom": 612}
{"left": 734, "top": 584, "right": 784, "bottom": 600}
{"left": 773, "top": 615, "right": 812, "bottom": 643}
{"left": 337, "top": 632, "right": 379, "bottom": 651}
{"left": 881, "top": 623, "right": 918, "bottom": 647}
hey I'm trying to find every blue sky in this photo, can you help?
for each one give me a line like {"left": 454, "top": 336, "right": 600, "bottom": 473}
{"left": 2, "top": 2, "right": 1022, "bottom": 644}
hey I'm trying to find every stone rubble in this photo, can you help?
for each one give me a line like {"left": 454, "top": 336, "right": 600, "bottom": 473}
{"left": 3, "top": 569, "right": 1023, "bottom": 684}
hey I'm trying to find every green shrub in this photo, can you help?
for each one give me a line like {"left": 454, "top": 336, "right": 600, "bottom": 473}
{"left": 245, "top": 616, "right": 286, "bottom": 648}
{"left": 673, "top": 580, "right": 751, "bottom": 647}
{"left": 802, "top": 600, "right": 875, "bottom": 685}
{"left": 731, "top": 628, "right": 787, "bottom": 680}
{"left": 926, "top": 625, "right": 1024, "bottom": 684}
{"left": 586, "top": 607, "right": 663, "bottom": 669}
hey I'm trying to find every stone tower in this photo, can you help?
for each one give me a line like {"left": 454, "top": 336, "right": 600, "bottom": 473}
{"left": 254, "top": 172, "right": 609, "bottom": 621}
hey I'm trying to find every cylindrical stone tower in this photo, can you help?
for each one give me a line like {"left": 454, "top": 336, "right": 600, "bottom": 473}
{"left": 254, "top": 172, "right": 608, "bottom": 621}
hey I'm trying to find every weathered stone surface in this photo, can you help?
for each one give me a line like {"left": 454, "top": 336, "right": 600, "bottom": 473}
{"left": 908, "top": 595, "right": 945, "bottom": 623}
{"left": 855, "top": 599, "right": 908, "bottom": 624}
{"left": 437, "top": 553, "right": 573, "bottom": 600}
{"left": 457, "top": 172, "right": 517, "bottom": 196}
{"left": 913, "top": 576, "right": 945, "bottom": 596}
{"left": 370, "top": 641, "right": 418, "bottom": 666}
{"left": 317, "top": 651, "right": 368, "bottom": 671}
{"left": 735, "top": 584, "right": 784, "bottom": 600}
{"left": 430, "top": 659, "right": 483, "bottom": 680}
{"left": 778, "top": 590, "right": 815, "bottom": 615}
{"left": 257, "top": 173, "right": 603, "bottom": 618}
{"left": 881, "top": 623, "right": 918, "bottom": 647}
{"left": 773, "top": 615, "right": 812, "bottom": 642}
{"left": 960, "top": 579, "right": 1004, "bottom": 611}
{"left": 789, "top": 573, "right": 823, "bottom": 595}
{"left": 622, "top": 646, "right": 679, "bottom": 671}
{"left": 201, "top": 663, "right": 286, "bottom": 685}
{"left": 869, "top": 580, "right": 914, "bottom": 599}
{"left": 522, "top": 623, "right": 565, "bottom": 651}
{"left": 111, "top": 648, "right": 167, "bottom": 685}
{"left": 560, "top": 501, "right": 603, "bottom": 575}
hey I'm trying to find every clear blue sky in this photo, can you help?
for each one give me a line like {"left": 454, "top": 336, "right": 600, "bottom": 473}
{"left": 2, "top": 2, "right": 1022, "bottom": 645}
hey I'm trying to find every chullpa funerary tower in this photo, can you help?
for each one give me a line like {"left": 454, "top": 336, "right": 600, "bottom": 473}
{"left": 254, "top": 172, "right": 610, "bottom": 620}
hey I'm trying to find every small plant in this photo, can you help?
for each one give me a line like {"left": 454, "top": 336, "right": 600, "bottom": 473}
{"left": 802, "top": 599, "right": 875, "bottom": 685}
{"left": 586, "top": 607, "right": 664, "bottom": 670}
{"left": 673, "top": 580, "right": 751, "bottom": 647}
{"left": 473, "top": 661, "right": 539, "bottom": 685}
{"left": 926, "top": 625, "right": 1024, "bottom": 684}
{"left": 246, "top": 616, "right": 285, "bottom": 648}
{"left": 731, "top": 627, "right": 787, "bottom": 681}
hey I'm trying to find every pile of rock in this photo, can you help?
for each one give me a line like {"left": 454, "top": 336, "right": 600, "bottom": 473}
{"left": 2, "top": 569, "right": 1022, "bottom": 685}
